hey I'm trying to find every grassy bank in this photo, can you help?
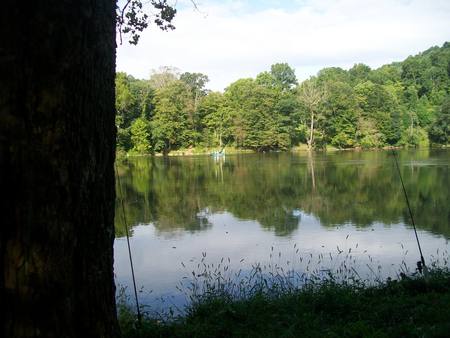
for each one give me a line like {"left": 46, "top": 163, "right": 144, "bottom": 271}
{"left": 118, "top": 267, "right": 450, "bottom": 338}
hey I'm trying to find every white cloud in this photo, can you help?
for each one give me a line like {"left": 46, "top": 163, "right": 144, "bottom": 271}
{"left": 116, "top": 0, "right": 450, "bottom": 91}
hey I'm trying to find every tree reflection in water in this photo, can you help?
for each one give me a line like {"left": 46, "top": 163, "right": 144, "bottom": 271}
{"left": 115, "top": 149, "right": 450, "bottom": 238}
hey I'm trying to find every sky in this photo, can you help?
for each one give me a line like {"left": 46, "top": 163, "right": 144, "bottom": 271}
{"left": 116, "top": 0, "right": 450, "bottom": 91}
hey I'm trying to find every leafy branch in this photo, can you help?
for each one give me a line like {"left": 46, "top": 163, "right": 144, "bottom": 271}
{"left": 117, "top": 0, "right": 200, "bottom": 45}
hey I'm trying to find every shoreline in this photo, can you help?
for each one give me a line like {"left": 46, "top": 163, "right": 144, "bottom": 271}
{"left": 117, "top": 144, "right": 449, "bottom": 159}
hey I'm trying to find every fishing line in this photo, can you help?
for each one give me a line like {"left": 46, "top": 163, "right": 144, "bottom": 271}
{"left": 391, "top": 149, "right": 425, "bottom": 272}
{"left": 115, "top": 163, "right": 142, "bottom": 323}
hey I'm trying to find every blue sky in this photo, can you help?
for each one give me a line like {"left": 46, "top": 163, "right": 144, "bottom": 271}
{"left": 116, "top": 0, "right": 450, "bottom": 91}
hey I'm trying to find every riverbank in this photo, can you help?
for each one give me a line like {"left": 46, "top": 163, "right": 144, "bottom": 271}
{"left": 118, "top": 144, "right": 339, "bottom": 157}
{"left": 116, "top": 146, "right": 253, "bottom": 159}
{"left": 118, "top": 267, "right": 450, "bottom": 338}
{"left": 117, "top": 144, "right": 450, "bottom": 159}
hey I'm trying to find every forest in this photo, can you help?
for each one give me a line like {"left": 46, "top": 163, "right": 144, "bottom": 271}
{"left": 116, "top": 42, "right": 450, "bottom": 155}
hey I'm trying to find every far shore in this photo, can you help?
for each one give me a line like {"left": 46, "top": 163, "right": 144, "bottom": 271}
{"left": 116, "top": 144, "right": 449, "bottom": 159}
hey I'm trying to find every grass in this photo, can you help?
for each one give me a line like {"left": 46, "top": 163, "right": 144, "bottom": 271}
{"left": 117, "top": 251, "right": 450, "bottom": 338}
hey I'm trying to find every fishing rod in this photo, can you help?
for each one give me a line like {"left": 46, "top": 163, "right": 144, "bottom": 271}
{"left": 115, "top": 163, "right": 142, "bottom": 324}
{"left": 391, "top": 149, "right": 425, "bottom": 273}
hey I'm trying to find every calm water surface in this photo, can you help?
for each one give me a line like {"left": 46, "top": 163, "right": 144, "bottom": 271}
{"left": 114, "top": 149, "right": 449, "bottom": 311}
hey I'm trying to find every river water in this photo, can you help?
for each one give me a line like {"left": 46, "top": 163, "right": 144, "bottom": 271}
{"left": 114, "top": 149, "right": 449, "bottom": 312}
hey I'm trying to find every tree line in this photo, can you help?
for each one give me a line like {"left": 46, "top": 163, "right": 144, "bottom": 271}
{"left": 116, "top": 42, "right": 450, "bottom": 155}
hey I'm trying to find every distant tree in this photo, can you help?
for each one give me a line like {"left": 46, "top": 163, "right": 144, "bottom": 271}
{"left": 130, "top": 79, "right": 155, "bottom": 120}
{"left": 356, "top": 119, "right": 384, "bottom": 148}
{"left": 115, "top": 73, "right": 156, "bottom": 152}
{"left": 369, "top": 64, "right": 402, "bottom": 85}
{"left": 149, "top": 66, "right": 180, "bottom": 89}
{"left": 198, "top": 92, "right": 233, "bottom": 148}
{"left": 180, "top": 72, "right": 209, "bottom": 129}
{"left": 429, "top": 97, "right": 450, "bottom": 144}
{"left": 255, "top": 71, "right": 277, "bottom": 88}
{"left": 130, "top": 117, "right": 152, "bottom": 154}
{"left": 401, "top": 56, "right": 427, "bottom": 87}
{"left": 323, "top": 81, "right": 359, "bottom": 148}
{"left": 180, "top": 72, "right": 209, "bottom": 98}
{"left": 276, "top": 93, "right": 301, "bottom": 145}
{"left": 270, "top": 63, "right": 298, "bottom": 91}
{"left": 116, "top": 42, "right": 449, "bottom": 153}
{"left": 353, "top": 80, "right": 403, "bottom": 146}
{"left": 116, "top": 73, "right": 141, "bottom": 125}
{"left": 297, "top": 78, "right": 326, "bottom": 150}
{"left": 401, "top": 85, "right": 421, "bottom": 146}
{"left": 256, "top": 67, "right": 299, "bottom": 145}
{"left": 416, "top": 95, "right": 434, "bottom": 127}
{"left": 317, "top": 67, "right": 349, "bottom": 84}
{"left": 151, "top": 81, "right": 192, "bottom": 153}
{"left": 349, "top": 63, "right": 371, "bottom": 84}
{"left": 382, "top": 83, "right": 404, "bottom": 145}
{"left": 224, "top": 78, "right": 254, "bottom": 147}
{"left": 225, "top": 78, "right": 290, "bottom": 151}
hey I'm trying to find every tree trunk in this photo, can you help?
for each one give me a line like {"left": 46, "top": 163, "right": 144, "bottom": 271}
{"left": 1, "top": 1, "right": 119, "bottom": 337}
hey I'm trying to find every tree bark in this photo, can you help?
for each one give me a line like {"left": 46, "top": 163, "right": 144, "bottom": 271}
{"left": 1, "top": 1, "right": 119, "bottom": 337}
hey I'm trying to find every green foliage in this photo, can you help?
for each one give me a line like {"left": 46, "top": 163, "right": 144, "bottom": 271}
{"left": 429, "top": 97, "right": 450, "bottom": 144}
{"left": 255, "top": 71, "right": 276, "bottom": 88}
{"left": 323, "top": 81, "right": 359, "bottom": 148}
{"left": 369, "top": 63, "right": 402, "bottom": 85}
{"left": 116, "top": 0, "right": 177, "bottom": 45}
{"left": 353, "top": 81, "right": 402, "bottom": 146}
{"left": 115, "top": 72, "right": 156, "bottom": 152}
{"left": 180, "top": 72, "right": 209, "bottom": 97}
{"left": 225, "top": 77, "right": 292, "bottom": 151}
{"left": 356, "top": 119, "right": 384, "bottom": 148}
{"left": 115, "top": 43, "right": 450, "bottom": 154}
{"left": 116, "top": 115, "right": 132, "bottom": 151}
{"left": 149, "top": 66, "right": 180, "bottom": 89}
{"left": 349, "top": 63, "right": 371, "bottom": 84}
{"left": 150, "top": 81, "right": 193, "bottom": 153}
{"left": 399, "top": 126, "right": 429, "bottom": 148}
{"left": 198, "top": 92, "right": 233, "bottom": 147}
{"left": 270, "top": 62, "right": 298, "bottom": 91}
{"left": 317, "top": 67, "right": 350, "bottom": 84}
{"left": 130, "top": 117, "right": 151, "bottom": 154}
